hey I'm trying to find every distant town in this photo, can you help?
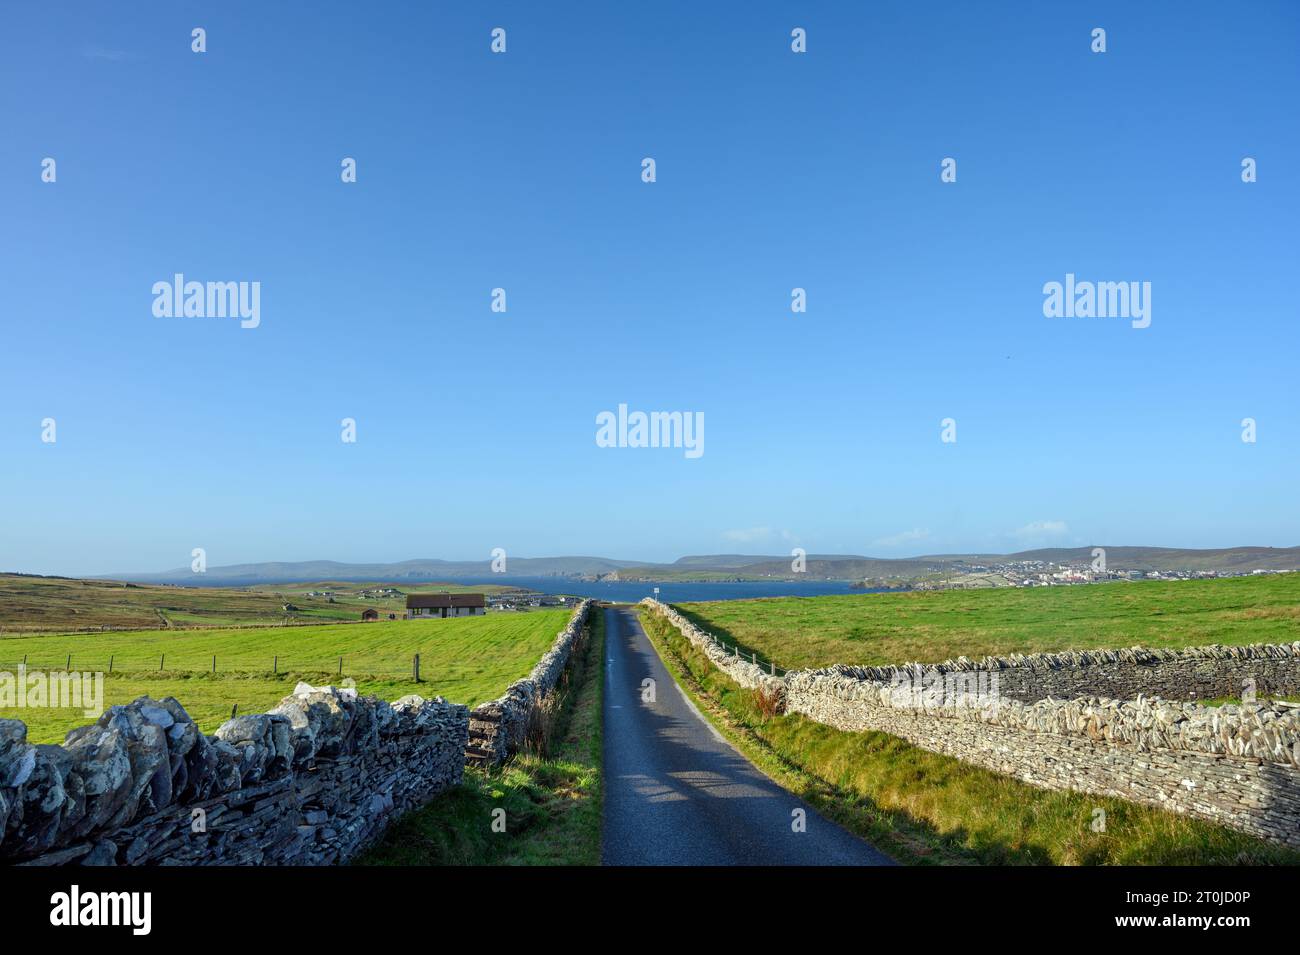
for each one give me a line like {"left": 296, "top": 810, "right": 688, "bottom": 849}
{"left": 880, "top": 559, "right": 1291, "bottom": 592}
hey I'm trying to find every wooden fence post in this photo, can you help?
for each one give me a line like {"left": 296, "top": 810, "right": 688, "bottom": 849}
{"left": 212, "top": 655, "right": 217, "bottom": 674}
{"left": 160, "top": 654, "right": 164, "bottom": 671}
{"left": 109, "top": 655, "right": 114, "bottom": 674}
{"left": 413, "top": 653, "right": 421, "bottom": 682}
{"left": 274, "top": 655, "right": 278, "bottom": 675}
{"left": 66, "top": 654, "right": 71, "bottom": 670}
{"left": 338, "top": 657, "right": 343, "bottom": 676}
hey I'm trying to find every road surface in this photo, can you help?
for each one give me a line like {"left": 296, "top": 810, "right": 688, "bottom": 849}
{"left": 601, "top": 605, "right": 894, "bottom": 865}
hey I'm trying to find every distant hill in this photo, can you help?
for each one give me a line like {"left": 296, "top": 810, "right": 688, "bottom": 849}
{"left": 667, "top": 554, "right": 868, "bottom": 570}
{"left": 717, "top": 557, "right": 952, "bottom": 579}
{"left": 669, "top": 554, "right": 786, "bottom": 569}
{"left": 108, "top": 556, "right": 652, "bottom": 584}
{"left": 104, "top": 545, "right": 1300, "bottom": 585}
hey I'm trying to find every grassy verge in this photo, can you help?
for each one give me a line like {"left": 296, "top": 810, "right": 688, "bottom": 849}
{"left": 358, "top": 610, "right": 605, "bottom": 865}
{"left": 638, "top": 608, "right": 1300, "bottom": 866}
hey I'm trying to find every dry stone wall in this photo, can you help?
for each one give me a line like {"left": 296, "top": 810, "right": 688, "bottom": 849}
{"left": 638, "top": 599, "right": 785, "bottom": 696}
{"left": 467, "top": 600, "right": 592, "bottom": 765}
{"left": 0, "top": 685, "right": 467, "bottom": 866}
{"left": 824, "top": 642, "right": 1300, "bottom": 705}
{"left": 641, "top": 599, "right": 1300, "bottom": 848}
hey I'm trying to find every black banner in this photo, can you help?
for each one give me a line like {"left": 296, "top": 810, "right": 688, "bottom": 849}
{"left": 1, "top": 865, "right": 1282, "bottom": 942}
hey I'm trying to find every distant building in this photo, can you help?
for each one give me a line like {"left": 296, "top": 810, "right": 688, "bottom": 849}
{"left": 406, "top": 593, "right": 486, "bottom": 619}
{"left": 361, "top": 608, "right": 380, "bottom": 622}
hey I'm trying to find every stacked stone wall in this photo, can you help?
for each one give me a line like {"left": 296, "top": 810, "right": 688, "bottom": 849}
{"left": 1, "top": 685, "right": 467, "bottom": 866}
{"left": 640, "top": 599, "right": 1300, "bottom": 847}
{"left": 466, "top": 600, "right": 592, "bottom": 765}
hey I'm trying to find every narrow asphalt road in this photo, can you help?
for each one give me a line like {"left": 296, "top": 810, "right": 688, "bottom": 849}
{"left": 601, "top": 605, "right": 893, "bottom": 866}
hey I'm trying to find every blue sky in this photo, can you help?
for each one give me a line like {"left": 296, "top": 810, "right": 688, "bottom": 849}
{"left": 2, "top": 1, "right": 1297, "bottom": 576}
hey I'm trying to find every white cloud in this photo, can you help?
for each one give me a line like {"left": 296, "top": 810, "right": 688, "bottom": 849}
{"left": 872, "top": 528, "right": 930, "bottom": 548}
{"left": 1013, "top": 520, "right": 1070, "bottom": 542}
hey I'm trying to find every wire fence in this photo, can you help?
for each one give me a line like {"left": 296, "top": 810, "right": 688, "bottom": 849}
{"left": 0, "top": 618, "right": 387, "bottom": 637}
{"left": 653, "top": 601, "right": 790, "bottom": 677}
{"left": 700, "top": 630, "right": 788, "bottom": 678}
{"left": 0, "top": 652, "right": 433, "bottom": 681}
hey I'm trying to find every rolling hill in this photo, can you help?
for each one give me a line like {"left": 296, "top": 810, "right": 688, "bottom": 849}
{"left": 98, "top": 545, "right": 1300, "bottom": 585}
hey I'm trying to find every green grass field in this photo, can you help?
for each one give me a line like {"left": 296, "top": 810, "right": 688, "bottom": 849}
{"left": 677, "top": 573, "right": 1300, "bottom": 670}
{"left": 638, "top": 608, "right": 1300, "bottom": 866}
{"left": 0, "top": 609, "right": 571, "bottom": 743}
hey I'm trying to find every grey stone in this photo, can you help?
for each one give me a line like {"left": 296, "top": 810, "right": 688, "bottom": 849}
{"left": 81, "top": 840, "right": 117, "bottom": 866}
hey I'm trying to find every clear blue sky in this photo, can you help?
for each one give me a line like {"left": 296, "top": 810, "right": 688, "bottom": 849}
{"left": 2, "top": 1, "right": 1297, "bottom": 576}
